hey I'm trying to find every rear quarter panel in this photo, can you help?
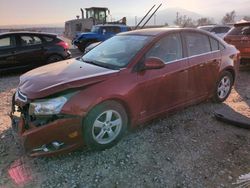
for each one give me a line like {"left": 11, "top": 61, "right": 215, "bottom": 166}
{"left": 219, "top": 45, "right": 239, "bottom": 81}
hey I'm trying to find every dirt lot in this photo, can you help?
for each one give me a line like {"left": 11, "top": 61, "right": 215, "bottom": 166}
{"left": 0, "top": 70, "right": 249, "bottom": 188}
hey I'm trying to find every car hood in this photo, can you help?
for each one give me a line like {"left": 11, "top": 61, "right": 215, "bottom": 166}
{"left": 18, "top": 58, "right": 119, "bottom": 99}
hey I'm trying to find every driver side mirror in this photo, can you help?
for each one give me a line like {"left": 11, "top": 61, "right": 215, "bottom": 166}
{"left": 143, "top": 57, "right": 165, "bottom": 70}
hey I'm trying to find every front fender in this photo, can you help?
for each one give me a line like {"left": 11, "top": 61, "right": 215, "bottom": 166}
{"left": 60, "top": 72, "right": 139, "bottom": 126}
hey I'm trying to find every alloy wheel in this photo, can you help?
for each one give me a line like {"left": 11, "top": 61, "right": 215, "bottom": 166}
{"left": 92, "top": 110, "right": 122, "bottom": 145}
{"left": 217, "top": 75, "right": 231, "bottom": 99}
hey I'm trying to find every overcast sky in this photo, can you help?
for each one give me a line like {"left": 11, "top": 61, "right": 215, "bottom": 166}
{"left": 0, "top": 0, "right": 249, "bottom": 26}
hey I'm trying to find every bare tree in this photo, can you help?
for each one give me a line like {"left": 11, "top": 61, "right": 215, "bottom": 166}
{"left": 222, "top": 11, "right": 236, "bottom": 24}
{"left": 197, "top": 17, "right": 214, "bottom": 26}
{"left": 174, "top": 12, "right": 196, "bottom": 28}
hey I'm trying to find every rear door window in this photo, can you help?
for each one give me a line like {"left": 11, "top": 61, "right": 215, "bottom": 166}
{"left": 209, "top": 37, "right": 219, "bottom": 51}
{"left": 0, "top": 36, "right": 16, "bottom": 49}
{"left": 146, "top": 33, "right": 183, "bottom": 63}
{"left": 184, "top": 32, "right": 211, "bottom": 56}
{"left": 20, "top": 35, "right": 42, "bottom": 46}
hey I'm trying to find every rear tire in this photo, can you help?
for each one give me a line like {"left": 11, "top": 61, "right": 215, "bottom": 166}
{"left": 213, "top": 71, "right": 233, "bottom": 103}
{"left": 83, "top": 101, "right": 128, "bottom": 150}
{"left": 47, "top": 54, "right": 63, "bottom": 63}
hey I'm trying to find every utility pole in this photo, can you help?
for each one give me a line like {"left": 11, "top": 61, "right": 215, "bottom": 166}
{"left": 176, "top": 12, "right": 179, "bottom": 25}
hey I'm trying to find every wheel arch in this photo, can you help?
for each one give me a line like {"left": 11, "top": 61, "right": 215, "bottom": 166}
{"left": 223, "top": 67, "right": 236, "bottom": 83}
{"left": 84, "top": 97, "right": 133, "bottom": 129}
{"left": 46, "top": 53, "right": 64, "bottom": 60}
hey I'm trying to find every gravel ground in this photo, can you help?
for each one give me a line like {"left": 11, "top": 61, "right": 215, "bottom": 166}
{"left": 0, "top": 70, "right": 249, "bottom": 188}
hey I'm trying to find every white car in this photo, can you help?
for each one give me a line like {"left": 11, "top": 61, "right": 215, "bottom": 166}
{"left": 198, "top": 25, "right": 231, "bottom": 38}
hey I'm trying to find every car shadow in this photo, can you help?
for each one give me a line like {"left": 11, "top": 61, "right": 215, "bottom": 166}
{"left": 214, "top": 70, "right": 250, "bottom": 129}
{"left": 215, "top": 104, "right": 250, "bottom": 129}
{"left": 234, "top": 71, "right": 250, "bottom": 107}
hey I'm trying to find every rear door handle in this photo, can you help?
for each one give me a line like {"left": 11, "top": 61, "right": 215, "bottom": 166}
{"left": 199, "top": 63, "right": 205, "bottom": 67}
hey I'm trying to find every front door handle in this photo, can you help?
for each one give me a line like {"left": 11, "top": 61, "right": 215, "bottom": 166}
{"left": 199, "top": 63, "right": 205, "bottom": 67}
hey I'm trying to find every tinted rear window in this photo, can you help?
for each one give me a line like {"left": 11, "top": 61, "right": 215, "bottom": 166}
{"left": 20, "top": 35, "right": 42, "bottom": 46}
{"left": 43, "top": 36, "right": 54, "bottom": 42}
{"left": 228, "top": 26, "right": 250, "bottom": 35}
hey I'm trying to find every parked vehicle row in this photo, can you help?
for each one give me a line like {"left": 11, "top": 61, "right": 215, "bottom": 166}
{"left": 198, "top": 25, "right": 231, "bottom": 38}
{"left": 1, "top": 22, "right": 249, "bottom": 74}
{"left": 198, "top": 22, "right": 250, "bottom": 66}
{"left": 72, "top": 24, "right": 131, "bottom": 52}
{"left": 11, "top": 28, "right": 239, "bottom": 156}
{"left": 0, "top": 32, "right": 71, "bottom": 73}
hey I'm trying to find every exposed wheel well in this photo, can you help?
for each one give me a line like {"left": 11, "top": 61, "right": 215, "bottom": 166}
{"left": 110, "top": 99, "right": 132, "bottom": 129}
{"left": 224, "top": 68, "right": 236, "bottom": 83}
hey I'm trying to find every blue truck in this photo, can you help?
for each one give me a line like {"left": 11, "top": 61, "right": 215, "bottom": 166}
{"left": 72, "top": 24, "right": 131, "bottom": 52}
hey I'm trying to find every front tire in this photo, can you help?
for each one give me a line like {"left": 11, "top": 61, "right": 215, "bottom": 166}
{"left": 213, "top": 71, "right": 233, "bottom": 103}
{"left": 83, "top": 101, "right": 128, "bottom": 150}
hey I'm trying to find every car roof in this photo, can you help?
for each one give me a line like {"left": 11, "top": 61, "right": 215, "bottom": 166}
{"left": 118, "top": 27, "right": 228, "bottom": 46}
{"left": 198, "top": 25, "right": 231, "bottom": 28}
{"left": 95, "top": 24, "right": 129, "bottom": 28}
{"left": 118, "top": 27, "right": 210, "bottom": 36}
{"left": 0, "top": 31, "right": 57, "bottom": 37}
{"left": 234, "top": 21, "right": 250, "bottom": 27}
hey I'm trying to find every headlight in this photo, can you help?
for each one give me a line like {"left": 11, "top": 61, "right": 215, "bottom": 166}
{"left": 29, "top": 96, "right": 68, "bottom": 115}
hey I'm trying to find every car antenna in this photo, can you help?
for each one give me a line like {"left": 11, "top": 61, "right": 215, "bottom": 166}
{"left": 135, "top": 5, "right": 156, "bottom": 30}
{"left": 141, "top": 4, "right": 162, "bottom": 29}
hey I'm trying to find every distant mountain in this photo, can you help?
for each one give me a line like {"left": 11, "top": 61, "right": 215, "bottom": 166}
{"left": 0, "top": 23, "right": 64, "bottom": 29}
{"left": 126, "top": 4, "right": 250, "bottom": 27}
{"left": 127, "top": 7, "right": 203, "bottom": 26}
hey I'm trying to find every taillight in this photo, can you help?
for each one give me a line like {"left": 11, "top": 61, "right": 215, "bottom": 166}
{"left": 57, "top": 41, "right": 69, "bottom": 49}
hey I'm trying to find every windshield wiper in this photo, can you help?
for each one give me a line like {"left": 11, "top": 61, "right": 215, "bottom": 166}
{"left": 81, "top": 58, "right": 119, "bottom": 70}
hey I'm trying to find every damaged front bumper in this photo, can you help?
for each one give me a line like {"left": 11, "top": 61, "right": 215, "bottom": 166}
{"left": 10, "top": 93, "right": 85, "bottom": 157}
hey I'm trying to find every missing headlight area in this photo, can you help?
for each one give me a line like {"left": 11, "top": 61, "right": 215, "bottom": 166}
{"left": 28, "top": 96, "right": 68, "bottom": 116}
{"left": 11, "top": 90, "right": 78, "bottom": 130}
{"left": 12, "top": 104, "right": 71, "bottom": 130}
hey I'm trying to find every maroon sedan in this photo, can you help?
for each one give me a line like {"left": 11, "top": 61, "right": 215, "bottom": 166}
{"left": 11, "top": 28, "right": 239, "bottom": 157}
{"left": 224, "top": 21, "right": 250, "bottom": 66}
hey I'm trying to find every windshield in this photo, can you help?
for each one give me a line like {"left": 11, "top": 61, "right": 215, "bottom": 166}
{"left": 91, "top": 26, "right": 100, "bottom": 33}
{"left": 81, "top": 35, "right": 152, "bottom": 69}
